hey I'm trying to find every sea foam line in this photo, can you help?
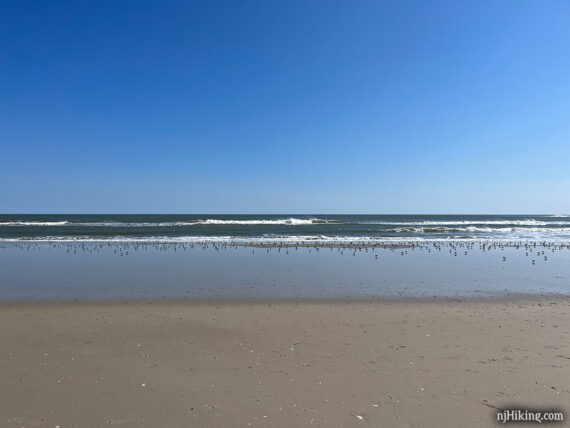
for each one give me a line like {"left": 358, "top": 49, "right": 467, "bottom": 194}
{"left": 2, "top": 235, "right": 570, "bottom": 245}
{"left": 2, "top": 218, "right": 570, "bottom": 227}
{"left": 0, "top": 218, "right": 337, "bottom": 227}
{"left": 366, "top": 220, "right": 569, "bottom": 226}
{"left": 0, "top": 221, "right": 71, "bottom": 226}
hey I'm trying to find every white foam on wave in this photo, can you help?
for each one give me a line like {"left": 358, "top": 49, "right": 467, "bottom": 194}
{"left": 0, "top": 221, "right": 70, "bottom": 226}
{"left": 0, "top": 218, "right": 333, "bottom": 227}
{"left": 75, "top": 218, "right": 322, "bottom": 227}
{"left": 3, "top": 218, "right": 568, "bottom": 228}
{"left": 368, "top": 219, "right": 569, "bottom": 226}
{"left": 396, "top": 226, "right": 570, "bottom": 233}
{"left": 370, "top": 227, "right": 570, "bottom": 240}
{"left": 74, "top": 222, "right": 187, "bottom": 227}
{"left": 0, "top": 235, "right": 388, "bottom": 244}
{"left": 3, "top": 233, "right": 570, "bottom": 245}
{"left": 463, "top": 226, "right": 570, "bottom": 233}
{"left": 185, "top": 218, "right": 326, "bottom": 225}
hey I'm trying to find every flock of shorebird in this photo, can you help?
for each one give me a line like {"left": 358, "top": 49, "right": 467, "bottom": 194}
{"left": 1, "top": 240, "right": 568, "bottom": 265}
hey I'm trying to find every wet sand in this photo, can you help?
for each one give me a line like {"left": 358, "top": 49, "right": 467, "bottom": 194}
{"left": 1, "top": 298, "right": 569, "bottom": 427}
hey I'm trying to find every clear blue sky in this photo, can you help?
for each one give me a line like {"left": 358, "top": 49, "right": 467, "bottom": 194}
{"left": 1, "top": 0, "right": 569, "bottom": 214}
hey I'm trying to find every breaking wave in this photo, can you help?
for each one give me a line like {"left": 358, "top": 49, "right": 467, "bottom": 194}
{"left": 0, "top": 218, "right": 339, "bottom": 227}
{"left": 0, "top": 221, "right": 70, "bottom": 226}
{"left": 366, "top": 219, "right": 568, "bottom": 226}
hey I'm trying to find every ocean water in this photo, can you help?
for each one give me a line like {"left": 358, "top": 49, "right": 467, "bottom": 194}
{"left": 1, "top": 214, "right": 570, "bottom": 244}
{"left": 1, "top": 215, "right": 569, "bottom": 301}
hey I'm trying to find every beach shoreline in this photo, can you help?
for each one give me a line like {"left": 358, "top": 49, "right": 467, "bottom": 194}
{"left": 2, "top": 291, "right": 570, "bottom": 306}
{"left": 2, "top": 297, "right": 568, "bottom": 427}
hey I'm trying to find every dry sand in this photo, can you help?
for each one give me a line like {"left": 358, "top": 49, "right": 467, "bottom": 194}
{"left": 1, "top": 298, "right": 569, "bottom": 427}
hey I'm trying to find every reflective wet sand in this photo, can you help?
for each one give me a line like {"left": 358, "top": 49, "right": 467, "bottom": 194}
{"left": 1, "top": 241, "right": 569, "bottom": 301}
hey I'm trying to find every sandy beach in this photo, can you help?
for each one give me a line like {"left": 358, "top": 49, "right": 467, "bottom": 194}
{"left": 1, "top": 298, "right": 568, "bottom": 427}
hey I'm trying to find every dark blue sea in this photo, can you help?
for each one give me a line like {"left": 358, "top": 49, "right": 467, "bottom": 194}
{"left": 1, "top": 214, "right": 570, "bottom": 243}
